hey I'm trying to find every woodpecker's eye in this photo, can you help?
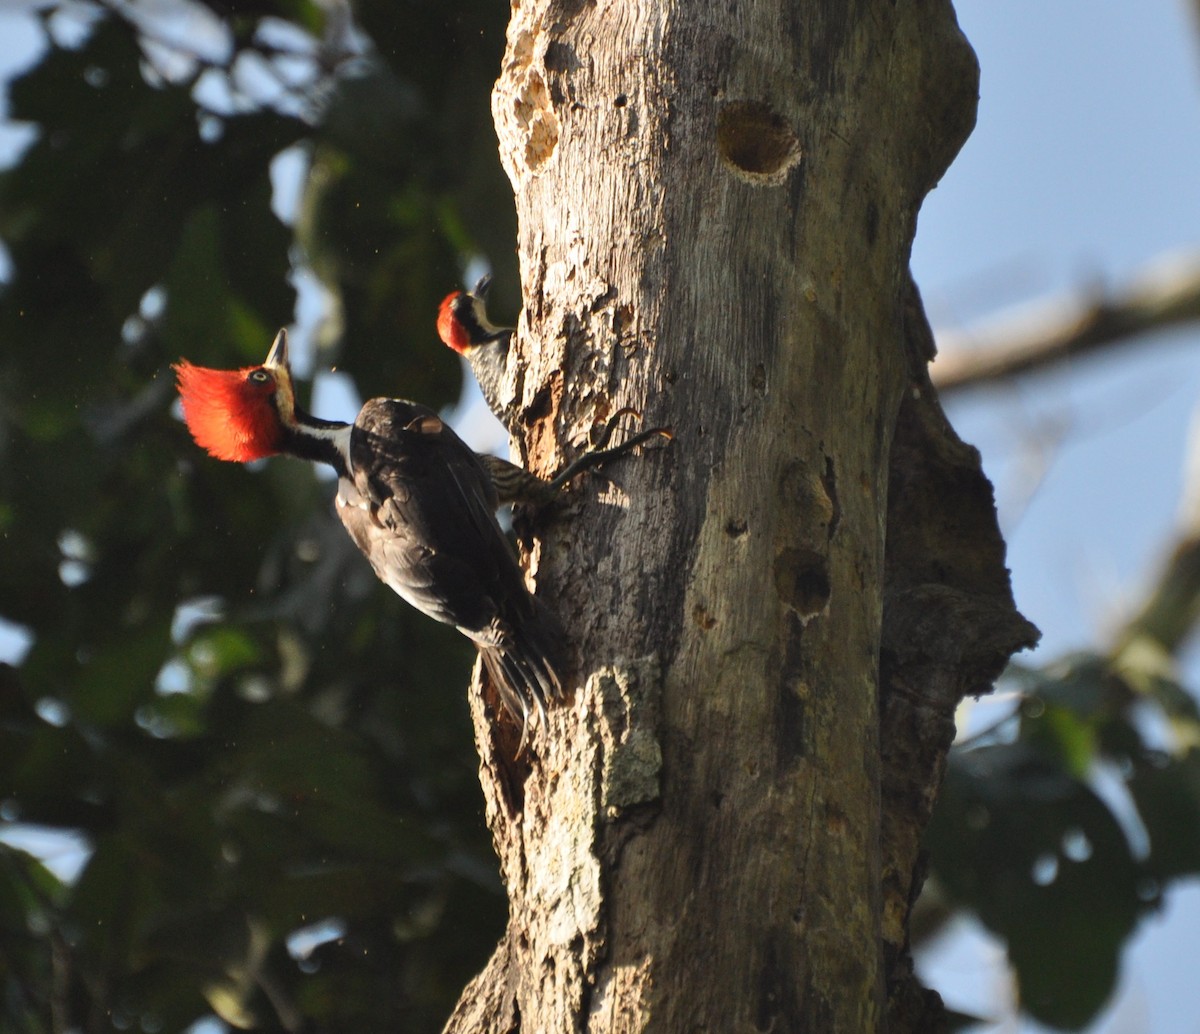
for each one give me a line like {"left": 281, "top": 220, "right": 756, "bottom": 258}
{"left": 248, "top": 369, "right": 272, "bottom": 386}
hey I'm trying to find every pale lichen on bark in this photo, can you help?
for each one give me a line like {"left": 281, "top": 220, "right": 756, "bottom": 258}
{"left": 593, "top": 658, "right": 662, "bottom": 815}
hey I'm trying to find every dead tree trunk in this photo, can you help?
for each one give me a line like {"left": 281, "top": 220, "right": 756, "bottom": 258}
{"left": 446, "top": 1, "right": 1035, "bottom": 1031}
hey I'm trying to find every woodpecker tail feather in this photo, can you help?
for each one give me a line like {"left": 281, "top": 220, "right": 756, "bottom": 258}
{"left": 476, "top": 604, "right": 565, "bottom": 750}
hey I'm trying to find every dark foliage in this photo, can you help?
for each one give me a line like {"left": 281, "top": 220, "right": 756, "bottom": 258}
{"left": 926, "top": 651, "right": 1200, "bottom": 1029}
{"left": 0, "top": 3, "right": 516, "bottom": 1030}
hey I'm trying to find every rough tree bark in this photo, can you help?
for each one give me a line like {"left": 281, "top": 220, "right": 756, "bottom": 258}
{"left": 446, "top": 1, "right": 1036, "bottom": 1031}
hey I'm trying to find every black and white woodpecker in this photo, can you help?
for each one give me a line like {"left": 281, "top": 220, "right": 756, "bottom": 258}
{"left": 437, "top": 274, "right": 514, "bottom": 428}
{"left": 436, "top": 274, "right": 670, "bottom": 499}
{"left": 174, "top": 329, "right": 667, "bottom": 744}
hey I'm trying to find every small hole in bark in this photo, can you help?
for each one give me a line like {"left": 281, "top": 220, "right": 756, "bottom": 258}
{"left": 521, "top": 385, "right": 554, "bottom": 426}
{"left": 717, "top": 101, "right": 801, "bottom": 184}
{"left": 725, "top": 518, "right": 748, "bottom": 538}
{"left": 865, "top": 199, "right": 880, "bottom": 246}
{"left": 774, "top": 547, "right": 830, "bottom": 618}
{"left": 614, "top": 93, "right": 627, "bottom": 107}
{"left": 543, "top": 41, "right": 578, "bottom": 72}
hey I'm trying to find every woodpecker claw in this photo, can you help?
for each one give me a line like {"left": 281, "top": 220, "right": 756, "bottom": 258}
{"left": 472, "top": 272, "right": 493, "bottom": 299}
{"left": 592, "top": 408, "right": 673, "bottom": 455}
{"left": 589, "top": 406, "right": 642, "bottom": 450}
{"left": 548, "top": 415, "right": 673, "bottom": 492}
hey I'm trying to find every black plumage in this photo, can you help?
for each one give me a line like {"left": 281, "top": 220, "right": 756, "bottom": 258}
{"left": 335, "top": 399, "right": 564, "bottom": 732}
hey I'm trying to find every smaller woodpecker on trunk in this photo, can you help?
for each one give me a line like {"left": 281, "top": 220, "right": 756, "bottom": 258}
{"left": 438, "top": 275, "right": 671, "bottom": 484}
{"left": 438, "top": 274, "right": 514, "bottom": 428}
{"left": 175, "top": 329, "right": 562, "bottom": 744}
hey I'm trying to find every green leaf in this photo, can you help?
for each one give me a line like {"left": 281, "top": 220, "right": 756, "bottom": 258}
{"left": 1020, "top": 701, "right": 1097, "bottom": 777}
{"left": 1017, "top": 652, "right": 1115, "bottom": 717}
{"left": 927, "top": 744, "right": 1144, "bottom": 1030}
{"left": 1129, "top": 750, "right": 1200, "bottom": 879}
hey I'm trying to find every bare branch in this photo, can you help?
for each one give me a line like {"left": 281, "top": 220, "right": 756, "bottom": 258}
{"left": 931, "top": 252, "right": 1200, "bottom": 394}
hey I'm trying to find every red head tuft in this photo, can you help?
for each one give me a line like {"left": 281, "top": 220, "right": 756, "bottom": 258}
{"left": 173, "top": 360, "right": 285, "bottom": 462}
{"left": 437, "top": 292, "right": 472, "bottom": 355}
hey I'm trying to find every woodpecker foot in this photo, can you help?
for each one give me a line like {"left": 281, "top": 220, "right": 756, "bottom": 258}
{"left": 483, "top": 411, "right": 671, "bottom": 507}
{"left": 547, "top": 409, "right": 673, "bottom": 492}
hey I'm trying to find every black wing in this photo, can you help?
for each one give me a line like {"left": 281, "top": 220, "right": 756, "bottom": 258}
{"left": 338, "top": 399, "right": 515, "bottom": 631}
{"left": 336, "top": 398, "right": 563, "bottom": 726}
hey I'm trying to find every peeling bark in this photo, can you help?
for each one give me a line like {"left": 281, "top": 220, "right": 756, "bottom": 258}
{"left": 445, "top": 2, "right": 1026, "bottom": 1032}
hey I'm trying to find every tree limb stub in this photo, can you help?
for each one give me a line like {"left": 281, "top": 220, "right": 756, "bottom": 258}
{"left": 879, "top": 278, "right": 1040, "bottom": 1029}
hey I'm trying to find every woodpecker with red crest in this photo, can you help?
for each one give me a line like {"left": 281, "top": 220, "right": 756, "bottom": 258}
{"left": 174, "top": 329, "right": 564, "bottom": 740}
{"left": 437, "top": 275, "right": 671, "bottom": 479}
{"left": 438, "top": 274, "right": 514, "bottom": 427}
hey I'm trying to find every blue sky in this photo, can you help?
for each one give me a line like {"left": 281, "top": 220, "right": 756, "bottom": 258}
{"left": 913, "top": 3, "right": 1200, "bottom": 1030}
{"left": 918, "top": 2, "right": 1200, "bottom": 662}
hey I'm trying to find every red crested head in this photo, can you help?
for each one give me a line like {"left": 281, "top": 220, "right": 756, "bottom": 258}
{"left": 437, "top": 291, "right": 473, "bottom": 355}
{"left": 174, "top": 330, "right": 295, "bottom": 463}
{"left": 438, "top": 275, "right": 508, "bottom": 356}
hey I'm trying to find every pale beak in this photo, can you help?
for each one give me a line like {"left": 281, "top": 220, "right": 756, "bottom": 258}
{"left": 472, "top": 273, "right": 493, "bottom": 299}
{"left": 264, "top": 328, "right": 289, "bottom": 370}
